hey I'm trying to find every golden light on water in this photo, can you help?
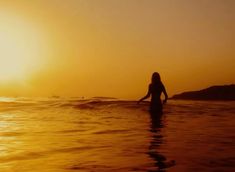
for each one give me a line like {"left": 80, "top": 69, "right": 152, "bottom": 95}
{"left": 0, "top": 1, "right": 233, "bottom": 171}
{"left": 0, "top": 10, "right": 47, "bottom": 82}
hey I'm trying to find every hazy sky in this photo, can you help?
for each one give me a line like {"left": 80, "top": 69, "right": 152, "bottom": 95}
{"left": 0, "top": 0, "right": 234, "bottom": 99}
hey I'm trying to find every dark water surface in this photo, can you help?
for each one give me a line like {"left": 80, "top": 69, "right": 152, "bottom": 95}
{"left": 0, "top": 97, "right": 234, "bottom": 172}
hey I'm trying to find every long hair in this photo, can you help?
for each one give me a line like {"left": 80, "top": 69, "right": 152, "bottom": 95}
{"left": 151, "top": 72, "right": 162, "bottom": 86}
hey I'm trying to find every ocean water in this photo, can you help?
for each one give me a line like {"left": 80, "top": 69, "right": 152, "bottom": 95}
{"left": 0, "top": 97, "right": 234, "bottom": 172}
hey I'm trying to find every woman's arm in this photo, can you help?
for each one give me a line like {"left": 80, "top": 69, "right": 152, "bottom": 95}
{"left": 162, "top": 84, "right": 168, "bottom": 104}
{"left": 138, "top": 85, "right": 151, "bottom": 103}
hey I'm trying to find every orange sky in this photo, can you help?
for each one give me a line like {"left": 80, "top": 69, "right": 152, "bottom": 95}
{"left": 0, "top": 0, "right": 234, "bottom": 99}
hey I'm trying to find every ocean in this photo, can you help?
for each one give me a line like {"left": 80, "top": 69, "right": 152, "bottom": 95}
{"left": 0, "top": 97, "right": 234, "bottom": 172}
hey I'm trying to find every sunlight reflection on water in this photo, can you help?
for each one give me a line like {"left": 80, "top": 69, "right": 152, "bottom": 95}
{"left": 0, "top": 98, "right": 234, "bottom": 171}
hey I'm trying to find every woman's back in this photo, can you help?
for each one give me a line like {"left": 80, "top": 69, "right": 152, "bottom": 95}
{"left": 149, "top": 83, "right": 164, "bottom": 112}
{"left": 138, "top": 72, "right": 168, "bottom": 113}
{"left": 150, "top": 83, "right": 164, "bottom": 100}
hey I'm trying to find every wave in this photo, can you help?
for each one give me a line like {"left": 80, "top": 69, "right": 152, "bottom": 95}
{"left": 0, "top": 97, "right": 234, "bottom": 116}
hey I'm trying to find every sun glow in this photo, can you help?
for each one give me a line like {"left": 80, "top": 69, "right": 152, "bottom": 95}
{"left": 0, "top": 10, "right": 47, "bottom": 82}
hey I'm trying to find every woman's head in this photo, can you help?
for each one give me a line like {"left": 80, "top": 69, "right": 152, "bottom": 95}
{"left": 151, "top": 72, "right": 161, "bottom": 84}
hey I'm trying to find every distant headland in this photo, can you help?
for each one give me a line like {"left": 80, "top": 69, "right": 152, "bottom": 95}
{"left": 172, "top": 84, "right": 235, "bottom": 100}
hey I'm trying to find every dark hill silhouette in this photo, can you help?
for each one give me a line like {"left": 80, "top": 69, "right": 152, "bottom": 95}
{"left": 172, "top": 84, "right": 235, "bottom": 100}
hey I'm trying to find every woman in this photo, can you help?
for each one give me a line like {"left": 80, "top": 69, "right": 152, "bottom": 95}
{"left": 138, "top": 72, "right": 168, "bottom": 113}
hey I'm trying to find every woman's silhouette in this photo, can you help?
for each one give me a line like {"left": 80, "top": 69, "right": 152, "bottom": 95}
{"left": 138, "top": 72, "right": 168, "bottom": 114}
{"left": 139, "top": 72, "right": 174, "bottom": 170}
